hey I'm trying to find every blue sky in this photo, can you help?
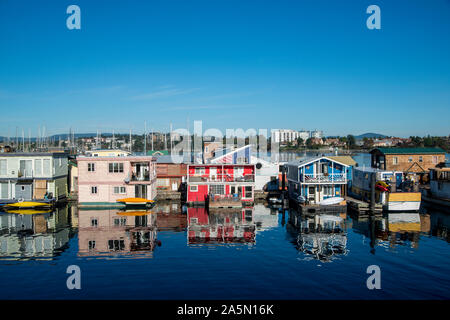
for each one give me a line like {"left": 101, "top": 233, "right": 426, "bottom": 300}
{"left": 0, "top": 0, "right": 449, "bottom": 137}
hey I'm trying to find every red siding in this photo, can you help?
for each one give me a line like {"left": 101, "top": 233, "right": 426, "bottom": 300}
{"left": 188, "top": 184, "right": 209, "bottom": 202}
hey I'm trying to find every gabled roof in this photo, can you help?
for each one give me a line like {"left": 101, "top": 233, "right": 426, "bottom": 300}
{"left": 210, "top": 145, "right": 251, "bottom": 163}
{"left": 327, "top": 156, "right": 356, "bottom": 166}
{"left": 286, "top": 156, "right": 350, "bottom": 168}
{"left": 371, "top": 147, "right": 446, "bottom": 155}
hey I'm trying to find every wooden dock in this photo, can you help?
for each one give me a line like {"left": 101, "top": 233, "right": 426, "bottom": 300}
{"left": 346, "top": 196, "right": 382, "bottom": 217}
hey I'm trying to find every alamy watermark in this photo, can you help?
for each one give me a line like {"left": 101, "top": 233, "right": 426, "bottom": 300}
{"left": 66, "top": 265, "right": 81, "bottom": 290}
{"left": 366, "top": 265, "right": 381, "bottom": 290}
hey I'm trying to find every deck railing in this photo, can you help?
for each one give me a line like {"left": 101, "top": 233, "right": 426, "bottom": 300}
{"left": 301, "top": 173, "right": 346, "bottom": 183}
{"left": 188, "top": 174, "right": 255, "bottom": 183}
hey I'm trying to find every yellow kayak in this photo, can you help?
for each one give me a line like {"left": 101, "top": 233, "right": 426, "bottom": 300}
{"left": 116, "top": 210, "right": 153, "bottom": 216}
{"left": 116, "top": 197, "right": 155, "bottom": 205}
{"left": 5, "top": 201, "right": 52, "bottom": 209}
{"left": 5, "top": 209, "right": 52, "bottom": 215}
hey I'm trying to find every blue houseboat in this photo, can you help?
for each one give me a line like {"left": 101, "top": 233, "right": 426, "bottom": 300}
{"left": 286, "top": 156, "right": 350, "bottom": 205}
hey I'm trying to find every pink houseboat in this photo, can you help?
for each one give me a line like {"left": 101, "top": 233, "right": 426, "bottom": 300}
{"left": 77, "top": 155, "right": 157, "bottom": 208}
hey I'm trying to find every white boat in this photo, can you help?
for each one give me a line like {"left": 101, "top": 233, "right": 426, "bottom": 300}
{"left": 268, "top": 197, "right": 282, "bottom": 204}
{"left": 318, "top": 197, "right": 344, "bottom": 206}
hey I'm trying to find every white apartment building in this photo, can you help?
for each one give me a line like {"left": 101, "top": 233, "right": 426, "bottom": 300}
{"left": 271, "top": 129, "right": 324, "bottom": 144}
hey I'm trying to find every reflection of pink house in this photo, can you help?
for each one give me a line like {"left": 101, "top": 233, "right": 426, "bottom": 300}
{"left": 77, "top": 209, "right": 157, "bottom": 258}
{"left": 77, "top": 156, "right": 157, "bottom": 207}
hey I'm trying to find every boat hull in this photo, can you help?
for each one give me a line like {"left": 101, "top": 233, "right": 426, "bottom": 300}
{"left": 384, "top": 192, "right": 421, "bottom": 212}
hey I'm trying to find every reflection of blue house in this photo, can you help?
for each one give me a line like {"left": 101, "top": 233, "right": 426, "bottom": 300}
{"left": 286, "top": 156, "right": 350, "bottom": 204}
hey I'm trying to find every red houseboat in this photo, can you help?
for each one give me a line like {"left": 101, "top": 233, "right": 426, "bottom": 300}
{"left": 187, "top": 164, "right": 255, "bottom": 204}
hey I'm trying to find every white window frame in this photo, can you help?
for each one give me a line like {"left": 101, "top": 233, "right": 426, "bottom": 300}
{"left": 0, "top": 159, "right": 7, "bottom": 176}
{"left": 190, "top": 185, "right": 198, "bottom": 192}
{"left": 393, "top": 157, "right": 398, "bottom": 165}
{"left": 88, "top": 163, "right": 95, "bottom": 172}
{"left": 91, "top": 186, "right": 98, "bottom": 194}
{"left": 194, "top": 167, "right": 205, "bottom": 175}
{"left": 113, "top": 186, "right": 126, "bottom": 194}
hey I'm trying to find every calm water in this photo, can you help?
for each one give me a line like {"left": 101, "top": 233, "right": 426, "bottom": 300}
{"left": 1, "top": 153, "right": 449, "bottom": 300}
{"left": 0, "top": 201, "right": 449, "bottom": 300}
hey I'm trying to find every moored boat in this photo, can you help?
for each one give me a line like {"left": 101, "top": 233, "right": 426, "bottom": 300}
{"left": 318, "top": 197, "right": 345, "bottom": 206}
{"left": 116, "top": 197, "right": 155, "bottom": 207}
{"left": 352, "top": 167, "right": 421, "bottom": 212}
{"left": 4, "top": 201, "right": 53, "bottom": 209}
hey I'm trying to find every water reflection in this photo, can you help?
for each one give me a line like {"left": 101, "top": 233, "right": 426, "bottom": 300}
{"left": 187, "top": 207, "right": 256, "bottom": 245}
{"left": 288, "top": 212, "right": 348, "bottom": 262}
{"left": 78, "top": 209, "right": 159, "bottom": 258}
{"left": 0, "top": 206, "right": 72, "bottom": 260}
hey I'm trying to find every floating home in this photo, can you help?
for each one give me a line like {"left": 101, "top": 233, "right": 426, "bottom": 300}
{"left": 352, "top": 167, "right": 421, "bottom": 212}
{"left": 370, "top": 147, "right": 446, "bottom": 181}
{"left": 77, "top": 155, "right": 157, "bottom": 208}
{"left": 187, "top": 163, "right": 256, "bottom": 205}
{"left": 0, "top": 152, "right": 69, "bottom": 204}
{"left": 423, "top": 162, "right": 450, "bottom": 208}
{"left": 208, "top": 145, "right": 283, "bottom": 193}
{"left": 286, "top": 156, "right": 350, "bottom": 204}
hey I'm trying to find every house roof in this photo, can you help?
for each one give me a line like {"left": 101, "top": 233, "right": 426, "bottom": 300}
{"left": 286, "top": 156, "right": 350, "bottom": 168}
{"left": 327, "top": 156, "right": 357, "bottom": 166}
{"left": 371, "top": 147, "right": 446, "bottom": 155}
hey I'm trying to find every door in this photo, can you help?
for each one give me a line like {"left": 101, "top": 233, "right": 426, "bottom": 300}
{"left": 135, "top": 185, "right": 147, "bottom": 199}
{"left": 308, "top": 186, "right": 316, "bottom": 203}
{"left": 210, "top": 167, "right": 217, "bottom": 181}
{"left": 19, "top": 160, "right": 33, "bottom": 177}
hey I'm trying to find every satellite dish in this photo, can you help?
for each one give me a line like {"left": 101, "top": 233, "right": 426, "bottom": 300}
{"left": 256, "top": 163, "right": 262, "bottom": 169}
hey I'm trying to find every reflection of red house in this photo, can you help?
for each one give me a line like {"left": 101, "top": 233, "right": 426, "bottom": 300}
{"left": 187, "top": 164, "right": 255, "bottom": 204}
{"left": 187, "top": 207, "right": 255, "bottom": 244}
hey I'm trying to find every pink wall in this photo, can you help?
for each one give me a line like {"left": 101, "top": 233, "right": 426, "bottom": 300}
{"left": 77, "top": 156, "right": 157, "bottom": 203}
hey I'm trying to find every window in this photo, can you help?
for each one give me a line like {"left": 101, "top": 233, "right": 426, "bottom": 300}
{"left": 190, "top": 185, "right": 198, "bottom": 192}
{"left": 432, "top": 156, "right": 438, "bottom": 164}
{"left": 113, "top": 186, "right": 126, "bottom": 194}
{"left": 244, "top": 186, "right": 252, "bottom": 198}
{"left": 35, "top": 159, "right": 42, "bottom": 175}
{"left": 59, "top": 158, "right": 62, "bottom": 166}
{"left": 91, "top": 186, "right": 98, "bottom": 194}
{"left": 108, "top": 239, "right": 125, "bottom": 251}
{"left": 114, "top": 217, "right": 127, "bottom": 226}
{"left": 408, "top": 156, "right": 413, "bottom": 163}
{"left": 43, "top": 159, "right": 50, "bottom": 175}
{"left": 210, "top": 184, "right": 225, "bottom": 195}
{"left": 91, "top": 218, "right": 98, "bottom": 227}
{"left": 419, "top": 156, "right": 423, "bottom": 163}
{"left": 393, "top": 157, "right": 398, "bottom": 165}
{"left": 88, "top": 163, "right": 95, "bottom": 172}
{"left": 194, "top": 167, "right": 205, "bottom": 175}
{"left": 323, "top": 186, "right": 334, "bottom": 196}
{"left": 109, "top": 162, "right": 124, "bottom": 173}
{"left": 88, "top": 240, "right": 96, "bottom": 250}
{"left": 0, "top": 160, "right": 6, "bottom": 175}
